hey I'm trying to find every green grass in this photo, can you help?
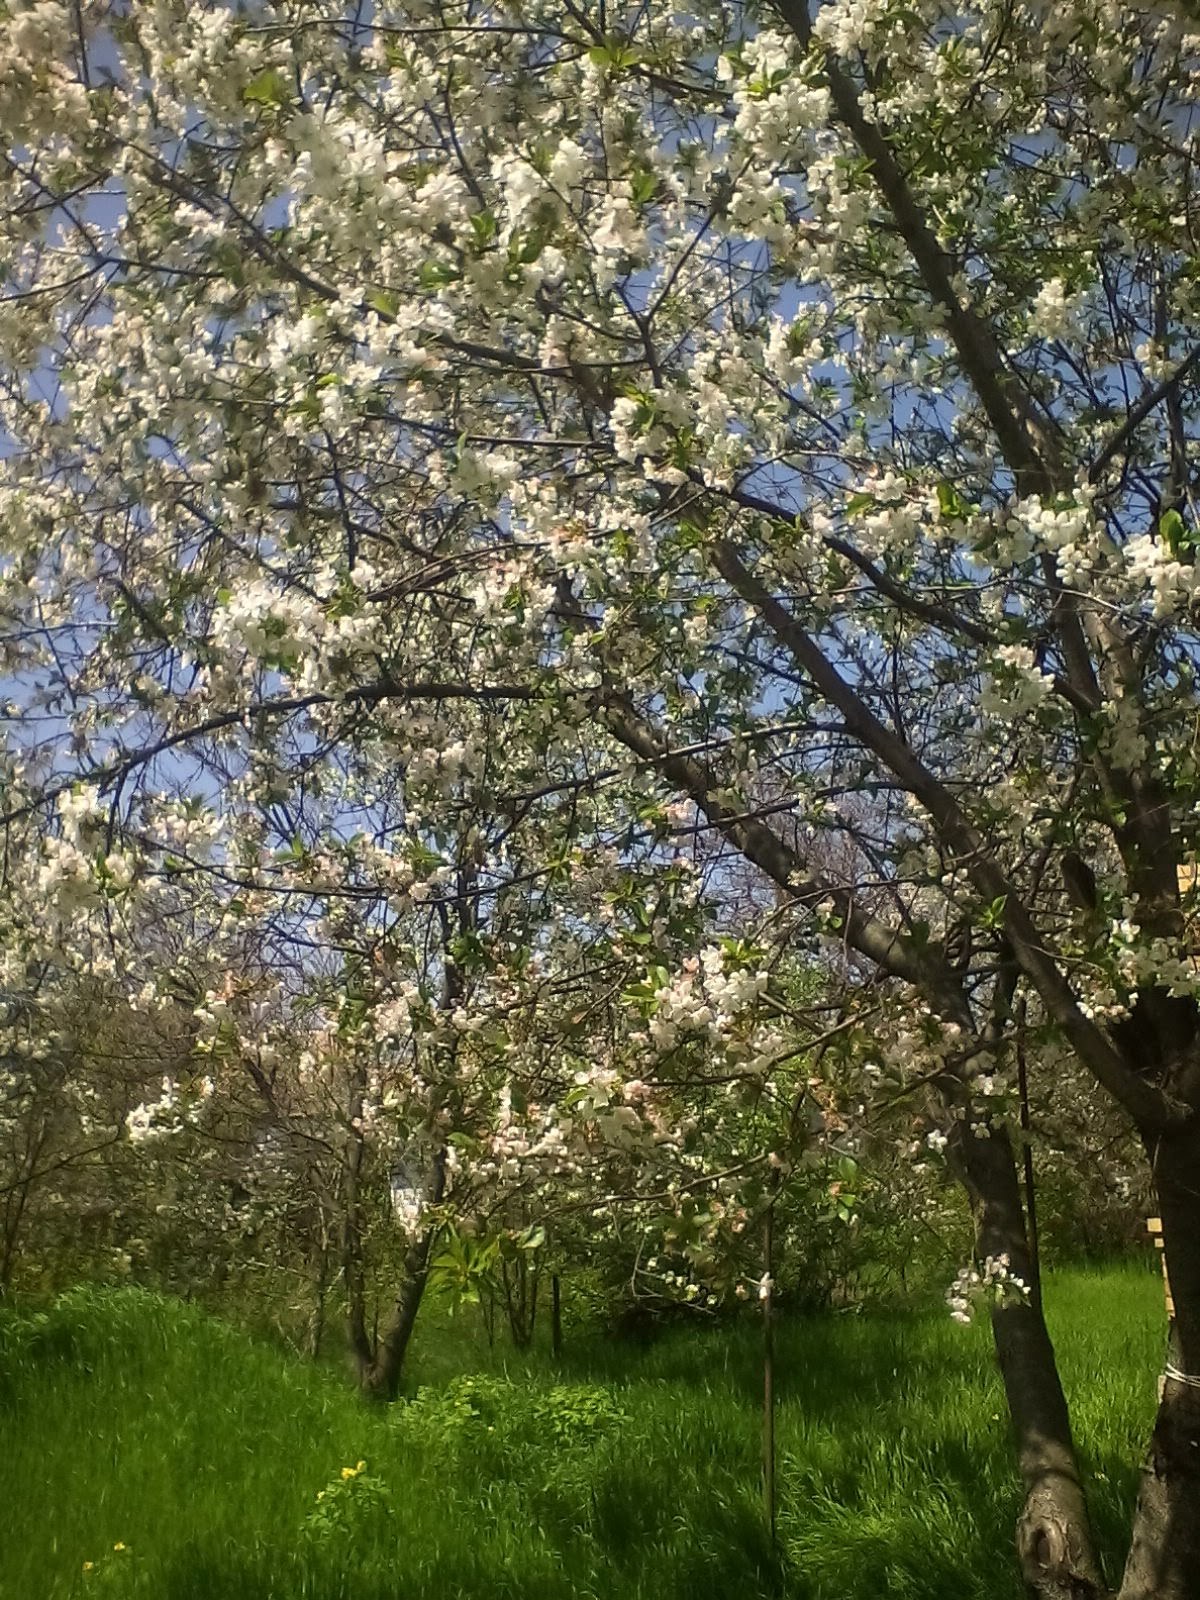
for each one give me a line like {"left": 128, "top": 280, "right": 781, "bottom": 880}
{"left": 0, "top": 1264, "right": 1165, "bottom": 1600}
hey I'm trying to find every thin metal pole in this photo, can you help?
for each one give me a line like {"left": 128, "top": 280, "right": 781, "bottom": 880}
{"left": 1015, "top": 999, "right": 1042, "bottom": 1312}
{"left": 762, "top": 1201, "right": 776, "bottom": 1544}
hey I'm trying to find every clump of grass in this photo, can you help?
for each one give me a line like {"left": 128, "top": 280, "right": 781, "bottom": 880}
{"left": 0, "top": 1265, "right": 1163, "bottom": 1600}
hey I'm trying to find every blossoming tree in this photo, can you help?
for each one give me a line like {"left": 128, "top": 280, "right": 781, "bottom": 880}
{"left": 4, "top": 1, "right": 1200, "bottom": 1594}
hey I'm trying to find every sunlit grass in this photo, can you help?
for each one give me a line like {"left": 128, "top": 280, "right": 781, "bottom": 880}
{"left": 0, "top": 1263, "right": 1164, "bottom": 1599}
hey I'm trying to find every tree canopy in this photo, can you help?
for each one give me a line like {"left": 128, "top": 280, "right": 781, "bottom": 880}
{"left": 4, "top": 3, "right": 1200, "bottom": 1596}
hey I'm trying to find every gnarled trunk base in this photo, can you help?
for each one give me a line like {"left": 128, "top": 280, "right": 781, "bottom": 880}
{"left": 952, "top": 1119, "right": 1107, "bottom": 1600}
{"left": 996, "top": 1290, "right": 1109, "bottom": 1600}
{"left": 1119, "top": 1124, "right": 1200, "bottom": 1599}
{"left": 1016, "top": 1480, "right": 1110, "bottom": 1600}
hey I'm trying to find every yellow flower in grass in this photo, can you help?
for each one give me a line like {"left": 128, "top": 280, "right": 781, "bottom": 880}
{"left": 340, "top": 1459, "right": 367, "bottom": 1480}
{"left": 82, "top": 1562, "right": 94, "bottom": 1573}
{"left": 112, "top": 1543, "right": 127, "bottom": 1552}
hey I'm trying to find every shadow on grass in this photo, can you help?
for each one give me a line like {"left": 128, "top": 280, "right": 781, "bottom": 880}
{"left": 518, "top": 1303, "right": 1147, "bottom": 1600}
{"left": 0, "top": 1279, "right": 1161, "bottom": 1600}
{"left": 152, "top": 1510, "right": 783, "bottom": 1600}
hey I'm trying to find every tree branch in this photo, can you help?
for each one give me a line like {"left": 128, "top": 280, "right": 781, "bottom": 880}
{"left": 598, "top": 691, "right": 963, "bottom": 1001}
{"left": 709, "top": 535, "right": 1179, "bottom": 1130}
{"left": 2, "top": 680, "right": 536, "bottom": 825}
{"left": 774, "top": 0, "right": 1059, "bottom": 497}
{"left": 1088, "top": 341, "right": 1200, "bottom": 485}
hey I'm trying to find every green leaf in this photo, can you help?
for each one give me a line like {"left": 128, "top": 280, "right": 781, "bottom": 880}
{"left": 509, "top": 228, "right": 548, "bottom": 266}
{"left": 407, "top": 840, "right": 444, "bottom": 873}
{"left": 366, "top": 288, "right": 398, "bottom": 318}
{"left": 419, "top": 260, "right": 458, "bottom": 291}
{"left": 448, "top": 931, "right": 485, "bottom": 970}
{"left": 629, "top": 168, "right": 658, "bottom": 207}
{"left": 980, "top": 895, "right": 1008, "bottom": 929}
{"left": 469, "top": 211, "right": 498, "bottom": 250}
{"left": 587, "top": 40, "right": 642, "bottom": 71}
{"left": 241, "top": 68, "right": 291, "bottom": 109}
{"left": 1160, "top": 508, "right": 1193, "bottom": 559}
{"left": 846, "top": 492, "right": 876, "bottom": 516}
{"left": 936, "top": 481, "right": 971, "bottom": 521}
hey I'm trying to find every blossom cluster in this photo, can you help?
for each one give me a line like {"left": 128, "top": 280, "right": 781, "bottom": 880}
{"left": 946, "top": 1254, "right": 1030, "bottom": 1325}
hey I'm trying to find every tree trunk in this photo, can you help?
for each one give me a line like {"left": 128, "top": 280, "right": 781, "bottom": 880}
{"left": 341, "top": 1064, "right": 374, "bottom": 1373}
{"left": 1119, "top": 1123, "right": 1200, "bottom": 1600}
{"left": 307, "top": 1237, "right": 330, "bottom": 1360}
{"left": 358, "top": 1145, "right": 447, "bottom": 1401}
{"left": 501, "top": 1251, "right": 540, "bottom": 1349}
{"left": 358, "top": 1216, "right": 439, "bottom": 1401}
{"left": 951, "top": 1121, "right": 1108, "bottom": 1600}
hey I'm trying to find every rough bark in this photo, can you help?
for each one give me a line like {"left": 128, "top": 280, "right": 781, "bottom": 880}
{"left": 358, "top": 1212, "right": 442, "bottom": 1401}
{"left": 358, "top": 1146, "right": 448, "bottom": 1402}
{"left": 551, "top": 1274, "right": 563, "bottom": 1360}
{"left": 306, "top": 1236, "right": 330, "bottom": 1361}
{"left": 341, "top": 1060, "right": 374, "bottom": 1374}
{"left": 358, "top": 1258, "right": 427, "bottom": 1400}
{"left": 501, "top": 1251, "right": 540, "bottom": 1349}
{"left": 1119, "top": 1124, "right": 1200, "bottom": 1600}
{"left": 951, "top": 1122, "right": 1108, "bottom": 1600}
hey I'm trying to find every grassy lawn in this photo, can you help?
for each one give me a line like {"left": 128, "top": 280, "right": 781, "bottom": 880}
{"left": 0, "top": 1265, "right": 1164, "bottom": 1600}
